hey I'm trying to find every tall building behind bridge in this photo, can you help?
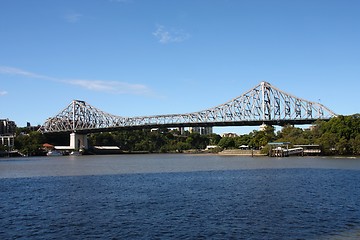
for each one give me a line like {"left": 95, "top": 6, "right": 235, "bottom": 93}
{"left": 189, "top": 127, "right": 213, "bottom": 135}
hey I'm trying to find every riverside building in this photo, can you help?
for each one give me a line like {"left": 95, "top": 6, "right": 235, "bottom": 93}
{"left": 0, "top": 119, "right": 16, "bottom": 149}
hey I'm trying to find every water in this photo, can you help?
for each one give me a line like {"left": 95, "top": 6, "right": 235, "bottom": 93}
{"left": 1, "top": 155, "right": 360, "bottom": 239}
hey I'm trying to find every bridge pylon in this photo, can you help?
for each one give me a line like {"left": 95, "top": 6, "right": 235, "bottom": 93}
{"left": 70, "top": 133, "right": 88, "bottom": 150}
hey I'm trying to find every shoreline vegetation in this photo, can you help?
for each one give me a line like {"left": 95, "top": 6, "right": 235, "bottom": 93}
{"left": 4, "top": 114, "right": 360, "bottom": 157}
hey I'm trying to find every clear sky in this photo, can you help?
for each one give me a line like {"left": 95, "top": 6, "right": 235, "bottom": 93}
{"left": 0, "top": 0, "right": 359, "bottom": 134}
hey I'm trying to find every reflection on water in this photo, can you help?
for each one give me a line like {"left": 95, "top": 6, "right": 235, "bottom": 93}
{"left": 1, "top": 155, "right": 360, "bottom": 239}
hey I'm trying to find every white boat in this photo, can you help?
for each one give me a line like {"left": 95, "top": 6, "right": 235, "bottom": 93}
{"left": 46, "top": 150, "right": 63, "bottom": 156}
{"left": 70, "top": 151, "right": 82, "bottom": 156}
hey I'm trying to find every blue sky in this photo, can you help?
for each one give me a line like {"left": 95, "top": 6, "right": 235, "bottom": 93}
{"left": 0, "top": 0, "right": 359, "bottom": 134}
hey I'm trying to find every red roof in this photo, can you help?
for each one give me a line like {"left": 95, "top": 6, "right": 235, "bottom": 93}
{"left": 42, "top": 143, "right": 54, "bottom": 148}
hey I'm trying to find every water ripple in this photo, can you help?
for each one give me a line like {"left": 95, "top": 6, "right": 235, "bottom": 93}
{"left": 1, "top": 167, "right": 360, "bottom": 239}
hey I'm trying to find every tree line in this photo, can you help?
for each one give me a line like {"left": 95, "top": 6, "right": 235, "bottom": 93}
{"left": 216, "top": 114, "right": 360, "bottom": 155}
{"left": 11, "top": 114, "right": 360, "bottom": 156}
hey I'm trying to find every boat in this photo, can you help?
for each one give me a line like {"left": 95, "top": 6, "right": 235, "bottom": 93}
{"left": 46, "top": 150, "right": 63, "bottom": 156}
{"left": 70, "top": 151, "right": 82, "bottom": 156}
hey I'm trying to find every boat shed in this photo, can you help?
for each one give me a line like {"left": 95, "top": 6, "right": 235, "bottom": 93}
{"left": 268, "top": 142, "right": 291, "bottom": 157}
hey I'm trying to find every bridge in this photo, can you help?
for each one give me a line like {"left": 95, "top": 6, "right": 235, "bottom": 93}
{"left": 39, "top": 81, "right": 337, "bottom": 150}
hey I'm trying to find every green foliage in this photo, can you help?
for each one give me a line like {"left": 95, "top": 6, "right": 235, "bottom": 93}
{"left": 15, "top": 131, "right": 46, "bottom": 156}
{"left": 276, "top": 115, "right": 360, "bottom": 155}
{"left": 314, "top": 115, "right": 360, "bottom": 155}
{"left": 277, "top": 125, "right": 309, "bottom": 145}
{"left": 185, "top": 132, "right": 209, "bottom": 150}
{"left": 260, "top": 145, "right": 271, "bottom": 155}
{"left": 249, "top": 125, "right": 276, "bottom": 149}
{"left": 88, "top": 130, "right": 210, "bottom": 153}
{"left": 218, "top": 137, "right": 235, "bottom": 149}
{"left": 234, "top": 134, "right": 251, "bottom": 148}
{"left": 350, "top": 135, "right": 360, "bottom": 155}
{"left": 208, "top": 133, "right": 221, "bottom": 145}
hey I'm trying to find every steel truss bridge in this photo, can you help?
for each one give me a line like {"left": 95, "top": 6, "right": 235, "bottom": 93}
{"left": 40, "top": 81, "right": 337, "bottom": 134}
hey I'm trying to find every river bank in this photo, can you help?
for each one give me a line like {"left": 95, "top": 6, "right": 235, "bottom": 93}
{"left": 217, "top": 149, "right": 266, "bottom": 156}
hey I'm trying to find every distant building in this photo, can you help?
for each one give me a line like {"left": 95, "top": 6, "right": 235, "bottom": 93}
{"left": 201, "top": 127, "right": 213, "bottom": 135}
{"left": 259, "top": 123, "right": 268, "bottom": 131}
{"left": 178, "top": 127, "right": 185, "bottom": 135}
{"left": 0, "top": 119, "right": 16, "bottom": 148}
{"left": 308, "top": 125, "right": 317, "bottom": 131}
{"left": 189, "top": 127, "right": 200, "bottom": 134}
{"left": 221, "top": 133, "right": 238, "bottom": 138}
{"left": 0, "top": 119, "right": 16, "bottom": 135}
{"left": 0, "top": 135, "right": 14, "bottom": 148}
{"left": 27, "top": 122, "right": 41, "bottom": 131}
{"left": 189, "top": 127, "right": 213, "bottom": 135}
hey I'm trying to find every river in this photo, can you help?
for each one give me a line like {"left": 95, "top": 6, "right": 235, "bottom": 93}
{"left": 1, "top": 154, "right": 360, "bottom": 239}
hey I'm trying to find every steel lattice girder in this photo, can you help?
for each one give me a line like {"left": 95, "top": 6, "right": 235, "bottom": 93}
{"left": 39, "top": 81, "right": 337, "bottom": 133}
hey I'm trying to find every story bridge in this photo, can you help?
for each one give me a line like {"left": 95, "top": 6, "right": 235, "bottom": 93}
{"left": 39, "top": 81, "right": 337, "bottom": 150}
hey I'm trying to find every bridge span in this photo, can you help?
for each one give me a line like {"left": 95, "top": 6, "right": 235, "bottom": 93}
{"left": 39, "top": 81, "right": 337, "bottom": 149}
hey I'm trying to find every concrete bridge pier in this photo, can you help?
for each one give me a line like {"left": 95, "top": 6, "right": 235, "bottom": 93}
{"left": 70, "top": 133, "right": 88, "bottom": 150}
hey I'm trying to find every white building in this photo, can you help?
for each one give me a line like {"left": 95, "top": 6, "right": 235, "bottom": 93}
{"left": 0, "top": 119, "right": 16, "bottom": 149}
{"left": 221, "top": 133, "right": 238, "bottom": 138}
{"left": 0, "top": 135, "right": 15, "bottom": 148}
{"left": 259, "top": 123, "right": 268, "bottom": 131}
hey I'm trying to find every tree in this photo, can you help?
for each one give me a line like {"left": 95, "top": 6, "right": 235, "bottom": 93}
{"left": 335, "top": 137, "right": 349, "bottom": 155}
{"left": 218, "top": 137, "right": 235, "bottom": 149}
{"left": 15, "top": 131, "right": 46, "bottom": 156}
{"left": 350, "top": 135, "right": 360, "bottom": 155}
{"left": 186, "top": 133, "right": 209, "bottom": 149}
{"left": 208, "top": 133, "right": 221, "bottom": 145}
{"left": 175, "top": 142, "right": 191, "bottom": 152}
{"left": 249, "top": 125, "right": 275, "bottom": 149}
{"left": 234, "top": 135, "right": 251, "bottom": 148}
{"left": 277, "top": 125, "right": 307, "bottom": 144}
{"left": 313, "top": 114, "right": 360, "bottom": 155}
{"left": 316, "top": 132, "right": 337, "bottom": 155}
